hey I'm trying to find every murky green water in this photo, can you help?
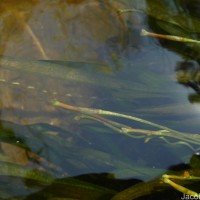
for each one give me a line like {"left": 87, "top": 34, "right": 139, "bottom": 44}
{"left": 0, "top": 0, "right": 200, "bottom": 199}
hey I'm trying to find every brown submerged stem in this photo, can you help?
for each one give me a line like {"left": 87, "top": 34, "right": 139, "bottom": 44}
{"left": 11, "top": 9, "right": 49, "bottom": 59}
{"left": 141, "top": 29, "right": 200, "bottom": 44}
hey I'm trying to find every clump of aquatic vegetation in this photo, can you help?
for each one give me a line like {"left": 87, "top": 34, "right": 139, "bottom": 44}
{"left": 53, "top": 101, "right": 200, "bottom": 151}
{"left": 53, "top": 100, "right": 200, "bottom": 199}
{"left": 115, "top": 1, "right": 200, "bottom": 197}
{"left": 118, "top": 0, "right": 200, "bottom": 98}
{"left": 1, "top": 99, "right": 200, "bottom": 200}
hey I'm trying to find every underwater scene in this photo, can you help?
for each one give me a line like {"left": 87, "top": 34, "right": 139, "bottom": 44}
{"left": 0, "top": 0, "right": 200, "bottom": 199}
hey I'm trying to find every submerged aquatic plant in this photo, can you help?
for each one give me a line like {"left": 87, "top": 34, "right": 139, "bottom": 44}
{"left": 141, "top": 29, "right": 200, "bottom": 44}
{"left": 53, "top": 100, "right": 200, "bottom": 199}
{"left": 53, "top": 101, "right": 200, "bottom": 151}
{"left": 162, "top": 172, "right": 200, "bottom": 198}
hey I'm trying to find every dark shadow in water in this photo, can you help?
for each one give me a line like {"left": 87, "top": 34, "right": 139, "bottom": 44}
{"left": 175, "top": 60, "right": 200, "bottom": 103}
{"left": 176, "top": 61, "right": 200, "bottom": 92}
{"left": 22, "top": 160, "right": 200, "bottom": 200}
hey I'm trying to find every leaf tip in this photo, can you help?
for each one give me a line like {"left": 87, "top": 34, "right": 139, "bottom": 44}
{"left": 52, "top": 100, "right": 60, "bottom": 106}
{"left": 140, "top": 29, "right": 148, "bottom": 36}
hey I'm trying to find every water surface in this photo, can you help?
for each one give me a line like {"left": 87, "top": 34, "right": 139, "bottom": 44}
{"left": 0, "top": 0, "right": 200, "bottom": 199}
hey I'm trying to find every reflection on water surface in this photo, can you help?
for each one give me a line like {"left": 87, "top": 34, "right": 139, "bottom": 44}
{"left": 0, "top": 0, "right": 200, "bottom": 199}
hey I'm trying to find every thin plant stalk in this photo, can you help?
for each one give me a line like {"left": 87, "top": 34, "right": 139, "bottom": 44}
{"left": 24, "top": 23, "right": 49, "bottom": 59}
{"left": 117, "top": 8, "right": 142, "bottom": 15}
{"left": 53, "top": 101, "right": 180, "bottom": 133}
{"left": 53, "top": 101, "right": 200, "bottom": 147}
{"left": 162, "top": 173, "right": 200, "bottom": 197}
{"left": 77, "top": 114, "right": 200, "bottom": 148}
{"left": 76, "top": 114, "right": 145, "bottom": 139}
{"left": 141, "top": 29, "right": 200, "bottom": 44}
{"left": 13, "top": 10, "right": 49, "bottom": 59}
